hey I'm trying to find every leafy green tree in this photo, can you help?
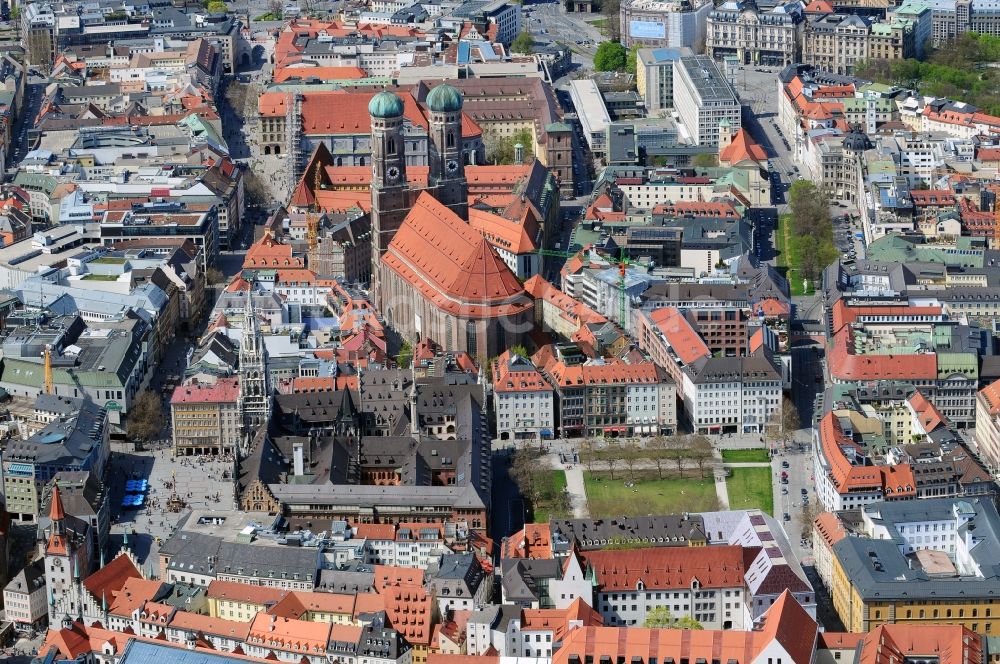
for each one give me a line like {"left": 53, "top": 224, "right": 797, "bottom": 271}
{"left": 207, "top": 0, "right": 227, "bottom": 11}
{"left": 625, "top": 43, "right": 641, "bottom": 75}
{"left": 396, "top": 340, "right": 413, "bottom": 368}
{"left": 510, "top": 344, "right": 529, "bottom": 357}
{"left": 693, "top": 153, "right": 719, "bottom": 168}
{"left": 644, "top": 607, "right": 704, "bottom": 629}
{"left": 594, "top": 41, "right": 628, "bottom": 72}
{"left": 485, "top": 128, "right": 535, "bottom": 164}
{"left": 511, "top": 31, "right": 535, "bottom": 55}
{"left": 10, "top": 6, "right": 20, "bottom": 20}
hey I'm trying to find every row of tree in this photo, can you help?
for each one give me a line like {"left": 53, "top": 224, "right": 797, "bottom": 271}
{"left": 787, "top": 180, "right": 839, "bottom": 283}
{"left": 580, "top": 434, "right": 715, "bottom": 480}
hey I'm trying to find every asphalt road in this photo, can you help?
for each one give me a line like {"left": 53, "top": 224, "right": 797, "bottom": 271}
{"left": 526, "top": 0, "right": 603, "bottom": 71}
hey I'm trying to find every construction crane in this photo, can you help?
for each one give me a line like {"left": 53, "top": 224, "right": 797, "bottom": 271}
{"left": 615, "top": 248, "right": 632, "bottom": 330}
{"left": 535, "top": 244, "right": 633, "bottom": 329}
{"left": 43, "top": 344, "right": 53, "bottom": 395}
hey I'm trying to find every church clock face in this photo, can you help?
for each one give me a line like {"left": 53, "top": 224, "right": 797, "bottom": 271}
{"left": 446, "top": 159, "right": 459, "bottom": 174}
{"left": 387, "top": 166, "right": 400, "bottom": 181}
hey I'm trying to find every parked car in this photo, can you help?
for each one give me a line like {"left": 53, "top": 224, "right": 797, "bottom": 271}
{"left": 801, "top": 488, "right": 808, "bottom": 495}
{"left": 783, "top": 512, "right": 791, "bottom": 521}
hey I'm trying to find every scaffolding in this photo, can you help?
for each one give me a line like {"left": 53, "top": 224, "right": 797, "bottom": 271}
{"left": 286, "top": 91, "right": 303, "bottom": 196}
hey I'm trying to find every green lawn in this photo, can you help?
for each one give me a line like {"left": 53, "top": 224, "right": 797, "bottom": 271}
{"left": 82, "top": 274, "right": 119, "bottom": 281}
{"left": 775, "top": 214, "right": 812, "bottom": 296}
{"left": 532, "top": 470, "right": 570, "bottom": 523}
{"left": 584, "top": 470, "right": 718, "bottom": 517}
{"left": 726, "top": 467, "right": 774, "bottom": 515}
{"left": 721, "top": 448, "right": 771, "bottom": 463}
{"left": 89, "top": 257, "right": 127, "bottom": 265}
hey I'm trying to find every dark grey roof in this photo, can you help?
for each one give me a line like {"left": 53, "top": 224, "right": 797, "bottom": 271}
{"left": 550, "top": 515, "right": 708, "bottom": 550}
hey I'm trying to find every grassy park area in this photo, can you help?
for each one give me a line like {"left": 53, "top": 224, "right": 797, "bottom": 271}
{"left": 725, "top": 467, "right": 774, "bottom": 515}
{"left": 721, "top": 449, "right": 770, "bottom": 463}
{"left": 532, "top": 470, "right": 569, "bottom": 523}
{"left": 584, "top": 471, "right": 718, "bottom": 517}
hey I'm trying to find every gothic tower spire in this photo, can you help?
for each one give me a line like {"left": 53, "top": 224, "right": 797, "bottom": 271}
{"left": 426, "top": 82, "right": 468, "bottom": 219}
{"left": 369, "top": 89, "right": 410, "bottom": 307}
{"left": 238, "top": 285, "right": 271, "bottom": 452}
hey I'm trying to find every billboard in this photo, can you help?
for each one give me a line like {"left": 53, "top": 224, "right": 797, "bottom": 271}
{"left": 629, "top": 19, "right": 666, "bottom": 39}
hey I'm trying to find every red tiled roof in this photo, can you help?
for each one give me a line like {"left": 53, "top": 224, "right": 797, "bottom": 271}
{"left": 523, "top": 275, "right": 608, "bottom": 329}
{"left": 274, "top": 66, "right": 366, "bottom": 82}
{"left": 50, "top": 485, "right": 65, "bottom": 521}
{"left": 817, "top": 632, "right": 864, "bottom": 650}
{"left": 381, "top": 192, "right": 531, "bottom": 319}
{"left": 719, "top": 128, "right": 767, "bottom": 166}
{"left": 581, "top": 547, "right": 745, "bottom": 591}
{"left": 646, "top": 307, "right": 711, "bottom": 365}
{"left": 207, "top": 580, "right": 289, "bottom": 605}
{"left": 907, "top": 391, "right": 947, "bottom": 433}
{"left": 521, "top": 598, "right": 603, "bottom": 641}
{"left": 828, "top": 327, "right": 937, "bottom": 382}
{"left": 818, "top": 412, "right": 916, "bottom": 496}
{"left": 830, "top": 300, "right": 943, "bottom": 335}
{"left": 754, "top": 298, "right": 790, "bottom": 318}
{"left": 756, "top": 591, "right": 817, "bottom": 664}
{"left": 493, "top": 349, "right": 552, "bottom": 394}
{"left": 108, "top": 578, "right": 164, "bottom": 616}
{"left": 551, "top": 591, "right": 816, "bottom": 664}
{"left": 83, "top": 553, "right": 142, "bottom": 601}
{"left": 910, "top": 190, "right": 956, "bottom": 207}
{"left": 168, "top": 612, "right": 253, "bottom": 641}
{"left": 813, "top": 512, "right": 848, "bottom": 548}
{"left": 248, "top": 614, "right": 332, "bottom": 654}
{"left": 170, "top": 376, "right": 239, "bottom": 405}
{"left": 244, "top": 232, "right": 305, "bottom": 269}
{"left": 468, "top": 207, "right": 539, "bottom": 255}
{"left": 857, "top": 624, "right": 983, "bottom": 664}
{"left": 502, "top": 523, "right": 554, "bottom": 559}
{"left": 652, "top": 201, "right": 740, "bottom": 219}
{"left": 979, "top": 378, "right": 1000, "bottom": 416}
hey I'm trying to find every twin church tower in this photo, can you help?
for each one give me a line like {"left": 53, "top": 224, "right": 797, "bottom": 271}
{"left": 368, "top": 83, "right": 470, "bottom": 303}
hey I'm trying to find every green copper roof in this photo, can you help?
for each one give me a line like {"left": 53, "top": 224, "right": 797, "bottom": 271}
{"left": 426, "top": 83, "right": 463, "bottom": 113}
{"left": 368, "top": 90, "right": 405, "bottom": 119}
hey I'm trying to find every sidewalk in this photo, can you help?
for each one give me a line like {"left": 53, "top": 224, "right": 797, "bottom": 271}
{"left": 548, "top": 454, "right": 590, "bottom": 518}
{"left": 712, "top": 448, "right": 730, "bottom": 510}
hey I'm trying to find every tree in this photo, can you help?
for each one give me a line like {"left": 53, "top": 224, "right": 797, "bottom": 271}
{"left": 511, "top": 31, "right": 535, "bottom": 55}
{"left": 128, "top": 390, "right": 164, "bottom": 444}
{"left": 594, "top": 41, "right": 628, "bottom": 72}
{"left": 510, "top": 344, "right": 529, "bottom": 358}
{"left": 243, "top": 168, "right": 270, "bottom": 209}
{"left": 665, "top": 434, "right": 688, "bottom": 476}
{"left": 689, "top": 434, "right": 715, "bottom": 479}
{"left": 693, "top": 153, "right": 719, "bottom": 168}
{"left": 206, "top": 266, "right": 225, "bottom": 285}
{"left": 512, "top": 447, "right": 541, "bottom": 508}
{"left": 600, "top": 0, "right": 622, "bottom": 41}
{"left": 781, "top": 396, "right": 801, "bottom": 442}
{"left": 644, "top": 606, "right": 703, "bottom": 629}
{"left": 396, "top": 340, "right": 413, "bottom": 369}
{"left": 207, "top": 0, "right": 227, "bottom": 12}
{"left": 267, "top": 0, "right": 283, "bottom": 18}
{"left": 647, "top": 435, "right": 669, "bottom": 479}
{"left": 580, "top": 438, "right": 598, "bottom": 474}
{"left": 10, "top": 6, "right": 20, "bottom": 20}
{"left": 602, "top": 442, "right": 620, "bottom": 480}
{"left": 625, "top": 43, "right": 641, "bottom": 75}
{"left": 484, "top": 128, "right": 535, "bottom": 165}
{"left": 620, "top": 441, "right": 640, "bottom": 481}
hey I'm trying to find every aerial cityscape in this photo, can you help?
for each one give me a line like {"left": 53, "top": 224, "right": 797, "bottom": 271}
{"left": 0, "top": 0, "right": 998, "bottom": 661}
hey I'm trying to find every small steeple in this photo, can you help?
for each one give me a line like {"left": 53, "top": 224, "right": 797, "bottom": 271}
{"left": 50, "top": 485, "right": 66, "bottom": 530}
